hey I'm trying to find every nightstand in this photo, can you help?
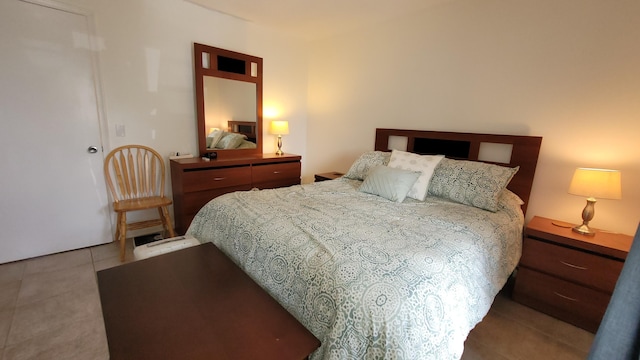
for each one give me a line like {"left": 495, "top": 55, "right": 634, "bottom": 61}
{"left": 513, "top": 216, "right": 633, "bottom": 332}
{"left": 314, "top": 172, "right": 344, "bottom": 182}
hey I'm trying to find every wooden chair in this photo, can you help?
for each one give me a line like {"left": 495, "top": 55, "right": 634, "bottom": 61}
{"left": 104, "top": 145, "right": 175, "bottom": 261}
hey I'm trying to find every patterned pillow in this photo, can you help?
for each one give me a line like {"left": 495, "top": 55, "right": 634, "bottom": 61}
{"left": 216, "top": 132, "right": 247, "bottom": 149}
{"left": 206, "top": 130, "right": 225, "bottom": 148}
{"left": 344, "top": 151, "right": 391, "bottom": 181}
{"left": 359, "top": 166, "right": 421, "bottom": 203}
{"left": 387, "top": 150, "right": 444, "bottom": 201}
{"left": 428, "top": 158, "right": 519, "bottom": 212}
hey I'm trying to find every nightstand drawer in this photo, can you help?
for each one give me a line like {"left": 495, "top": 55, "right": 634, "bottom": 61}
{"left": 520, "top": 237, "right": 623, "bottom": 293}
{"left": 513, "top": 268, "right": 610, "bottom": 332}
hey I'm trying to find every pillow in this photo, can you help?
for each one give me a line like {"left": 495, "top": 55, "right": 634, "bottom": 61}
{"left": 236, "top": 139, "right": 257, "bottom": 149}
{"left": 387, "top": 150, "right": 444, "bottom": 201}
{"left": 359, "top": 166, "right": 421, "bottom": 203}
{"left": 344, "top": 151, "right": 391, "bottom": 181}
{"left": 498, "top": 189, "right": 526, "bottom": 215}
{"left": 206, "top": 130, "right": 225, "bottom": 149}
{"left": 216, "top": 132, "right": 247, "bottom": 149}
{"left": 428, "top": 158, "right": 519, "bottom": 212}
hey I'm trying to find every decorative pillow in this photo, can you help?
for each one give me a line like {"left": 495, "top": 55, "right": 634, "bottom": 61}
{"left": 497, "top": 189, "right": 526, "bottom": 215}
{"left": 359, "top": 166, "right": 421, "bottom": 203}
{"left": 500, "top": 189, "right": 525, "bottom": 207}
{"left": 206, "top": 130, "right": 225, "bottom": 149}
{"left": 236, "top": 140, "right": 257, "bottom": 149}
{"left": 387, "top": 150, "right": 444, "bottom": 201}
{"left": 344, "top": 151, "right": 391, "bottom": 181}
{"left": 216, "top": 132, "right": 247, "bottom": 149}
{"left": 428, "top": 158, "right": 519, "bottom": 212}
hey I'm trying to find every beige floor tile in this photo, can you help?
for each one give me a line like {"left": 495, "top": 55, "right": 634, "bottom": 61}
{"left": 93, "top": 257, "right": 127, "bottom": 272}
{"left": 462, "top": 335, "right": 510, "bottom": 360}
{"left": 89, "top": 242, "right": 120, "bottom": 263}
{"left": 491, "top": 293, "right": 594, "bottom": 352}
{"left": 3, "top": 316, "right": 108, "bottom": 360}
{"left": 6, "top": 286, "right": 102, "bottom": 346}
{"left": 0, "top": 309, "right": 13, "bottom": 349}
{"left": 23, "top": 249, "right": 92, "bottom": 276}
{"left": 0, "top": 282, "right": 20, "bottom": 312}
{"left": 16, "top": 263, "right": 97, "bottom": 307}
{"left": 92, "top": 241, "right": 135, "bottom": 272}
{"left": 470, "top": 310, "right": 588, "bottom": 360}
{"left": 0, "top": 263, "right": 25, "bottom": 286}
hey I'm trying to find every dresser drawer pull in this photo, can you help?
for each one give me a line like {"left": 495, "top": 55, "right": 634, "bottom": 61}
{"left": 559, "top": 261, "right": 587, "bottom": 270}
{"left": 273, "top": 171, "right": 281, "bottom": 174}
{"left": 553, "top": 291, "right": 579, "bottom": 302}
{"left": 213, "top": 177, "right": 226, "bottom": 181}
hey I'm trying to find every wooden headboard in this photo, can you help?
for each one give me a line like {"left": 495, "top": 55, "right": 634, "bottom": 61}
{"left": 375, "top": 128, "right": 542, "bottom": 214}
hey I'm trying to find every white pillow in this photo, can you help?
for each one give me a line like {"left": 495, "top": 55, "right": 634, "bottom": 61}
{"left": 206, "top": 130, "right": 225, "bottom": 149}
{"left": 359, "top": 166, "right": 421, "bottom": 203}
{"left": 387, "top": 150, "right": 444, "bottom": 201}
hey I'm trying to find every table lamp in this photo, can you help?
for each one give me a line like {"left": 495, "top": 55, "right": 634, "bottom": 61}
{"left": 568, "top": 168, "right": 622, "bottom": 236}
{"left": 270, "top": 120, "right": 289, "bottom": 155}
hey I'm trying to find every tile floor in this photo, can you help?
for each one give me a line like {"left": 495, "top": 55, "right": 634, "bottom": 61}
{"left": 0, "top": 242, "right": 593, "bottom": 360}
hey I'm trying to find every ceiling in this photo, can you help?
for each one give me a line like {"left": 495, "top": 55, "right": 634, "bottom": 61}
{"left": 186, "top": 0, "right": 446, "bottom": 41}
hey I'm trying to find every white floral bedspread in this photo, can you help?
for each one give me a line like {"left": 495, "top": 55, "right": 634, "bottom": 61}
{"left": 187, "top": 178, "right": 524, "bottom": 359}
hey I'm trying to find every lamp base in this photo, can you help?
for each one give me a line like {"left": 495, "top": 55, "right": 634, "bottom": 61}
{"left": 275, "top": 135, "right": 284, "bottom": 156}
{"left": 572, "top": 198, "right": 597, "bottom": 236}
{"left": 572, "top": 223, "right": 596, "bottom": 236}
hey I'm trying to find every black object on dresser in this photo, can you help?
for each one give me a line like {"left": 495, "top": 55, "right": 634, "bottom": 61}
{"left": 314, "top": 171, "right": 344, "bottom": 182}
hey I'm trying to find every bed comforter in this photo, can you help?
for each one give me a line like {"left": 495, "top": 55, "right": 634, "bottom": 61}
{"left": 187, "top": 178, "right": 524, "bottom": 359}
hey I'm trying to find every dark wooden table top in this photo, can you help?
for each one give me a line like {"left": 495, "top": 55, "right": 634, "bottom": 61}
{"left": 97, "top": 243, "right": 320, "bottom": 360}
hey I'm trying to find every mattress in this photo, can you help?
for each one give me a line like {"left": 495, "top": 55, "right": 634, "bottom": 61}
{"left": 187, "top": 178, "right": 524, "bottom": 359}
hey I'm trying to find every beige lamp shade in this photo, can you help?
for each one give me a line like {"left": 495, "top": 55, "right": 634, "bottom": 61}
{"left": 568, "top": 168, "right": 622, "bottom": 200}
{"left": 270, "top": 120, "right": 289, "bottom": 135}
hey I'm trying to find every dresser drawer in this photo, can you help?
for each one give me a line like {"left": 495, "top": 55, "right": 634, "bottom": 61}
{"left": 513, "top": 267, "right": 610, "bottom": 332}
{"left": 520, "top": 237, "right": 623, "bottom": 293}
{"left": 182, "top": 166, "right": 252, "bottom": 192}
{"left": 252, "top": 162, "right": 301, "bottom": 184}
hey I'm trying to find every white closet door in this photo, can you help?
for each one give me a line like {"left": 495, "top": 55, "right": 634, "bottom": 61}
{"left": 0, "top": 0, "right": 112, "bottom": 263}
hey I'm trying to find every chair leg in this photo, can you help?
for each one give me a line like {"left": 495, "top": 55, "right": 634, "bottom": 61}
{"left": 158, "top": 206, "right": 176, "bottom": 238}
{"left": 114, "top": 213, "right": 122, "bottom": 243}
{"left": 118, "top": 212, "right": 127, "bottom": 262}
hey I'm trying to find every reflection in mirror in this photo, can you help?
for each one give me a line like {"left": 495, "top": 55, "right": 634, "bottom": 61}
{"left": 204, "top": 76, "right": 257, "bottom": 149}
{"left": 194, "top": 43, "right": 263, "bottom": 159}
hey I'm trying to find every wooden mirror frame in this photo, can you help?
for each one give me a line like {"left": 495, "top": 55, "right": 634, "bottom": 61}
{"left": 194, "top": 43, "right": 263, "bottom": 159}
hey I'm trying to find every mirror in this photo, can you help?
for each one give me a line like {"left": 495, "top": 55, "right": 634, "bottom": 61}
{"left": 194, "top": 43, "right": 263, "bottom": 159}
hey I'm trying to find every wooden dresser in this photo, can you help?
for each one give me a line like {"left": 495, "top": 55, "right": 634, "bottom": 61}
{"left": 513, "top": 216, "right": 632, "bottom": 332}
{"left": 170, "top": 153, "right": 301, "bottom": 234}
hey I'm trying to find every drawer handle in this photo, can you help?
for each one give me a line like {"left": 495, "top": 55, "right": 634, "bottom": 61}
{"left": 273, "top": 171, "right": 281, "bottom": 174}
{"left": 213, "top": 177, "right": 226, "bottom": 181}
{"left": 559, "top": 261, "right": 587, "bottom": 270}
{"left": 553, "top": 291, "right": 578, "bottom": 302}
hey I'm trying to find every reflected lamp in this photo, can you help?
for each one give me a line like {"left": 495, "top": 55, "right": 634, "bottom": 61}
{"left": 269, "top": 121, "right": 289, "bottom": 155}
{"left": 568, "top": 168, "right": 622, "bottom": 236}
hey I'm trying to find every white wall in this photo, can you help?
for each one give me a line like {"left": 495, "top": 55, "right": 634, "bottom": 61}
{"left": 63, "top": 0, "right": 309, "bottom": 180}
{"left": 44, "top": 0, "right": 309, "bottom": 234}
{"left": 307, "top": 0, "right": 640, "bottom": 235}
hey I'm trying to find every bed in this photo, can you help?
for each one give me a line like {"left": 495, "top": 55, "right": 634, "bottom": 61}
{"left": 187, "top": 128, "right": 542, "bottom": 359}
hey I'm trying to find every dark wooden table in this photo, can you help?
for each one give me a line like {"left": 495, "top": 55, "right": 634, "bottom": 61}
{"left": 314, "top": 171, "right": 344, "bottom": 182}
{"left": 97, "top": 243, "right": 320, "bottom": 360}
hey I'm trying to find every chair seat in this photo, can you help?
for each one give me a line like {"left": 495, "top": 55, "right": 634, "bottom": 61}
{"left": 113, "top": 196, "right": 173, "bottom": 212}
